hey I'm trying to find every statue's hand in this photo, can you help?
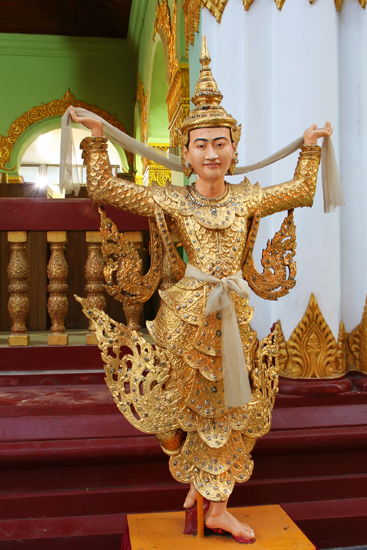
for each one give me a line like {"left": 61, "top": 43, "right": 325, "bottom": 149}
{"left": 69, "top": 105, "right": 103, "bottom": 137}
{"left": 303, "top": 121, "right": 333, "bottom": 145}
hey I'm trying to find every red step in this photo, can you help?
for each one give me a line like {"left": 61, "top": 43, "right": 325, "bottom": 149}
{"left": 0, "top": 514, "right": 127, "bottom": 550}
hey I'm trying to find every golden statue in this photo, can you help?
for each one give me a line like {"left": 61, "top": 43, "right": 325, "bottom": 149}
{"left": 70, "top": 37, "right": 332, "bottom": 543}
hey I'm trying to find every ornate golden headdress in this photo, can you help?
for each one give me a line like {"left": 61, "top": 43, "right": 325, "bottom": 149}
{"left": 178, "top": 36, "right": 241, "bottom": 176}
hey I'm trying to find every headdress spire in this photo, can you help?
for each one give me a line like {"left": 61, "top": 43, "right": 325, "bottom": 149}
{"left": 178, "top": 36, "right": 241, "bottom": 150}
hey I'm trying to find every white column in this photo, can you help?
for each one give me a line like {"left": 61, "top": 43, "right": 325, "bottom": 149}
{"left": 199, "top": 0, "right": 343, "bottom": 339}
{"left": 339, "top": 1, "right": 367, "bottom": 331}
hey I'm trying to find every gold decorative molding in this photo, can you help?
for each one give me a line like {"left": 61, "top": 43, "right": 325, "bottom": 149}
{"left": 183, "top": 0, "right": 365, "bottom": 48}
{"left": 182, "top": 0, "right": 228, "bottom": 53}
{"left": 143, "top": 143, "right": 171, "bottom": 187}
{"left": 182, "top": 0, "right": 201, "bottom": 55}
{"left": 153, "top": 1, "right": 189, "bottom": 146}
{"left": 154, "top": 1, "right": 179, "bottom": 80}
{"left": 243, "top": 0, "right": 255, "bottom": 10}
{"left": 347, "top": 296, "right": 367, "bottom": 374}
{"left": 0, "top": 89, "right": 133, "bottom": 172}
{"left": 274, "top": 0, "right": 286, "bottom": 9}
{"left": 276, "top": 293, "right": 367, "bottom": 378}
{"left": 277, "top": 294, "right": 346, "bottom": 378}
{"left": 135, "top": 75, "right": 149, "bottom": 144}
{"left": 202, "top": 0, "right": 229, "bottom": 21}
{"left": 167, "top": 65, "right": 190, "bottom": 146}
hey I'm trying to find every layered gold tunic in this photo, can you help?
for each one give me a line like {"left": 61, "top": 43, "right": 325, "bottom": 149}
{"left": 81, "top": 137, "right": 321, "bottom": 501}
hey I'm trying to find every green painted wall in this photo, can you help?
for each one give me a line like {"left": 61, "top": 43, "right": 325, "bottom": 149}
{"left": 148, "top": 40, "right": 169, "bottom": 143}
{"left": 128, "top": 0, "right": 187, "bottom": 139}
{"left": 0, "top": 33, "right": 137, "bottom": 173}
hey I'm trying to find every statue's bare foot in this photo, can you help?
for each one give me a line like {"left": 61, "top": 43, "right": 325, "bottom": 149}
{"left": 183, "top": 483, "right": 198, "bottom": 509}
{"left": 205, "top": 507, "right": 255, "bottom": 543}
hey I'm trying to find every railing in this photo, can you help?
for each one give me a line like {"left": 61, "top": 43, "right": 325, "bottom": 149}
{"left": 0, "top": 197, "right": 150, "bottom": 346}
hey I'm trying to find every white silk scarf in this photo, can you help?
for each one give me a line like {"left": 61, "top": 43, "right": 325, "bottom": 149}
{"left": 60, "top": 107, "right": 344, "bottom": 213}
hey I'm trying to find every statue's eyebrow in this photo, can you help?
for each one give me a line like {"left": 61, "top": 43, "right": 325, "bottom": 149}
{"left": 193, "top": 136, "right": 229, "bottom": 143}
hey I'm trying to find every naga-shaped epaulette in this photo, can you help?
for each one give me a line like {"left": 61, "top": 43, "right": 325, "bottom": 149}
{"left": 242, "top": 208, "right": 297, "bottom": 300}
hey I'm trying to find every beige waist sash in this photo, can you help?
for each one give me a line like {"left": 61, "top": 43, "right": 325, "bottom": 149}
{"left": 185, "top": 264, "right": 252, "bottom": 408}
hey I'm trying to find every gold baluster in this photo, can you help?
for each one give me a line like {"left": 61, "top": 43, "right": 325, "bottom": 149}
{"left": 85, "top": 231, "right": 106, "bottom": 345}
{"left": 122, "top": 231, "right": 144, "bottom": 331}
{"left": 7, "top": 231, "right": 30, "bottom": 346}
{"left": 47, "top": 231, "right": 69, "bottom": 345}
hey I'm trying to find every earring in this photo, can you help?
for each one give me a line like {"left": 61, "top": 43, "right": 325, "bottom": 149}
{"left": 181, "top": 157, "right": 194, "bottom": 177}
{"left": 227, "top": 151, "right": 238, "bottom": 176}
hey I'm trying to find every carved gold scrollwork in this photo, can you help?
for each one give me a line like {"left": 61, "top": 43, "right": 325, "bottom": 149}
{"left": 99, "top": 207, "right": 163, "bottom": 305}
{"left": 277, "top": 294, "right": 346, "bottom": 378}
{"left": 348, "top": 296, "right": 367, "bottom": 373}
{"left": 143, "top": 144, "right": 171, "bottom": 186}
{"left": 0, "top": 90, "right": 133, "bottom": 172}
{"left": 47, "top": 231, "right": 69, "bottom": 345}
{"left": 154, "top": 1, "right": 179, "bottom": 80}
{"left": 182, "top": 0, "right": 201, "bottom": 54}
{"left": 167, "top": 66, "right": 190, "bottom": 146}
{"left": 7, "top": 231, "right": 30, "bottom": 345}
{"left": 243, "top": 209, "right": 297, "bottom": 301}
{"left": 153, "top": 1, "right": 189, "bottom": 146}
{"left": 77, "top": 295, "right": 176, "bottom": 435}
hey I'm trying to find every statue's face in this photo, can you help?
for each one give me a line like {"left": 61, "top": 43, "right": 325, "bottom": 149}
{"left": 183, "top": 127, "right": 236, "bottom": 183}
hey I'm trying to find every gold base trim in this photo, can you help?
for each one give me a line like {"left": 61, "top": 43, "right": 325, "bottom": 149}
{"left": 47, "top": 334, "right": 69, "bottom": 346}
{"left": 8, "top": 334, "right": 30, "bottom": 347}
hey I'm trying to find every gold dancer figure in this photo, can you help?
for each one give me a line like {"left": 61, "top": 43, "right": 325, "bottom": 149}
{"left": 70, "top": 37, "right": 332, "bottom": 543}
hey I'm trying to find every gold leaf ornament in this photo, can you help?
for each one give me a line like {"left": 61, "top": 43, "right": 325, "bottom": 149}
{"left": 348, "top": 296, "right": 367, "bottom": 373}
{"left": 243, "top": 209, "right": 297, "bottom": 301}
{"left": 99, "top": 207, "right": 163, "bottom": 304}
{"left": 76, "top": 297, "right": 178, "bottom": 434}
{"left": 283, "top": 294, "right": 343, "bottom": 378}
